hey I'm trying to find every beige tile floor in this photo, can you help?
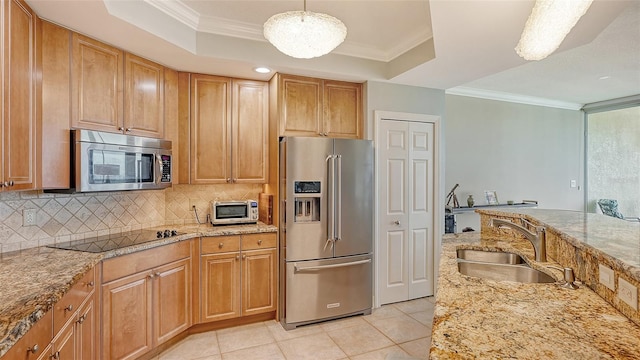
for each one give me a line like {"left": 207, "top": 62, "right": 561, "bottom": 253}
{"left": 154, "top": 296, "right": 435, "bottom": 360}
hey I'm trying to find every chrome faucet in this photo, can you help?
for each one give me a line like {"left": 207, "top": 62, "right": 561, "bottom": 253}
{"left": 489, "top": 218, "right": 547, "bottom": 262}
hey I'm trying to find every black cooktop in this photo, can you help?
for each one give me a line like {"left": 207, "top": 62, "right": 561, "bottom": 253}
{"left": 48, "top": 229, "right": 184, "bottom": 253}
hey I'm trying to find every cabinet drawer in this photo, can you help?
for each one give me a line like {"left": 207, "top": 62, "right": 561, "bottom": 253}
{"left": 102, "top": 241, "right": 191, "bottom": 283}
{"left": 201, "top": 236, "right": 240, "bottom": 254}
{"left": 241, "top": 233, "right": 276, "bottom": 250}
{"left": 2, "top": 311, "right": 52, "bottom": 360}
{"left": 53, "top": 267, "right": 95, "bottom": 334}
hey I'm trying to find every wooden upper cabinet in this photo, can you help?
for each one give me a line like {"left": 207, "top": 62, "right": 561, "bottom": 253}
{"left": 70, "top": 33, "right": 124, "bottom": 133}
{"left": 186, "top": 74, "right": 269, "bottom": 184}
{"left": 276, "top": 73, "right": 363, "bottom": 139}
{"left": 323, "top": 80, "right": 362, "bottom": 139}
{"left": 232, "top": 79, "right": 269, "bottom": 183}
{"left": 70, "top": 33, "right": 166, "bottom": 138}
{"left": 2, "top": 0, "right": 37, "bottom": 191}
{"left": 190, "top": 74, "right": 232, "bottom": 184}
{"left": 279, "top": 75, "right": 322, "bottom": 136}
{"left": 125, "top": 53, "right": 164, "bottom": 138}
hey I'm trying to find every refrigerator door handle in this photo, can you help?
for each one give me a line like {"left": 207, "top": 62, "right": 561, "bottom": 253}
{"left": 294, "top": 259, "right": 371, "bottom": 272}
{"left": 327, "top": 154, "right": 336, "bottom": 242}
{"left": 336, "top": 154, "right": 342, "bottom": 241}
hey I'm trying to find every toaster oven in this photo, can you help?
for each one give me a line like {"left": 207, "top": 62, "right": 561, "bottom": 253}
{"left": 212, "top": 200, "right": 258, "bottom": 225}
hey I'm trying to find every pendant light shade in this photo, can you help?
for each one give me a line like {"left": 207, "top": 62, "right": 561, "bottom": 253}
{"left": 263, "top": 2, "right": 347, "bottom": 59}
{"left": 515, "top": 0, "right": 594, "bottom": 61}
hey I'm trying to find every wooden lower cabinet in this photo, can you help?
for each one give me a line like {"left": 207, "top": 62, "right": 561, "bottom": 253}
{"left": 201, "top": 252, "right": 241, "bottom": 322}
{"left": 242, "top": 248, "right": 277, "bottom": 316}
{"left": 101, "top": 252, "right": 191, "bottom": 360}
{"left": 200, "top": 234, "right": 277, "bottom": 323}
{"left": 102, "top": 271, "right": 153, "bottom": 360}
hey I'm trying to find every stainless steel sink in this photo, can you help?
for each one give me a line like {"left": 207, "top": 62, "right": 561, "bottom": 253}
{"left": 457, "top": 261, "right": 556, "bottom": 283}
{"left": 456, "top": 249, "right": 526, "bottom": 265}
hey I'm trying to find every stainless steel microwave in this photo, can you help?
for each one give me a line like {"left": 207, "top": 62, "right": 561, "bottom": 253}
{"left": 73, "top": 129, "right": 172, "bottom": 192}
{"left": 211, "top": 200, "right": 258, "bottom": 225}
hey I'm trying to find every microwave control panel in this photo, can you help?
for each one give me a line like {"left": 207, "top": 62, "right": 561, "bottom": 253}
{"left": 160, "top": 155, "right": 171, "bottom": 183}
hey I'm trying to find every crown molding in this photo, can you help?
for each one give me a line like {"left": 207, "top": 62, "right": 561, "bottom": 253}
{"left": 143, "top": 0, "right": 199, "bottom": 29}
{"left": 446, "top": 87, "right": 584, "bottom": 110}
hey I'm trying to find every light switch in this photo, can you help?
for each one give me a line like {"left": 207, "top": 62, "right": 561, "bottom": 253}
{"left": 570, "top": 180, "right": 577, "bottom": 188}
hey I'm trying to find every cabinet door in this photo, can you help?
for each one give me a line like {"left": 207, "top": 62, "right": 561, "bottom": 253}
{"left": 242, "top": 248, "right": 277, "bottom": 316}
{"left": 102, "top": 271, "right": 153, "bottom": 360}
{"left": 76, "top": 298, "right": 96, "bottom": 360}
{"left": 71, "top": 33, "right": 124, "bottom": 133}
{"left": 232, "top": 80, "right": 269, "bottom": 183}
{"left": 52, "top": 318, "right": 75, "bottom": 360}
{"left": 201, "top": 252, "right": 240, "bottom": 322}
{"left": 323, "top": 80, "right": 362, "bottom": 139}
{"left": 279, "top": 75, "right": 322, "bottom": 137}
{"left": 2, "top": 0, "right": 36, "bottom": 191}
{"left": 124, "top": 53, "right": 164, "bottom": 138}
{"left": 153, "top": 258, "right": 191, "bottom": 346}
{"left": 190, "top": 74, "right": 231, "bottom": 183}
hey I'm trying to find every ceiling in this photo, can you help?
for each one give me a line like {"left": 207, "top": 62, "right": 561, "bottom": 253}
{"left": 26, "top": 0, "right": 640, "bottom": 109}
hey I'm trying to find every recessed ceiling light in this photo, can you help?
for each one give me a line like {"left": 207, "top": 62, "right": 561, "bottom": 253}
{"left": 599, "top": 76, "right": 611, "bottom": 80}
{"left": 254, "top": 67, "right": 271, "bottom": 74}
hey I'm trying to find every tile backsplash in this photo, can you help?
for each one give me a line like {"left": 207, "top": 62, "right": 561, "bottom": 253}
{"left": 0, "top": 184, "right": 262, "bottom": 254}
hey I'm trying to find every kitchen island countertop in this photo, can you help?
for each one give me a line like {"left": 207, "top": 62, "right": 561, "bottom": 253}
{"left": 430, "top": 230, "right": 640, "bottom": 359}
{"left": 0, "top": 222, "right": 276, "bottom": 357}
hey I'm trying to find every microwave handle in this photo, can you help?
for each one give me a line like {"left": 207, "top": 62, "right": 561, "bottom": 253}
{"left": 155, "top": 154, "right": 164, "bottom": 184}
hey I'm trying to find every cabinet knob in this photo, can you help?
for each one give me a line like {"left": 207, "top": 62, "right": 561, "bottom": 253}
{"left": 148, "top": 273, "right": 156, "bottom": 279}
{"left": 77, "top": 314, "right": 87, "bottom": 324}
{"left": 242, "top": 254, "right": 246, "bottom": 259}
{"left": 393, "top": 220, "right": 400, "bottom": 225}
{"left": 218, "top": 243, "right": 224, "bottom": 249}
{"left": 64, "top": 304, "right": 73, "bottom": 312}
{"left": 52, "top": 351, "right": 60, "bottom": 359}
{"left": 226, "top": 178, "right": 231, "bottom": 183}
{"left": 8, "top": 181, "right": 13, "bottom": 186}
{"left": 27, "top": 344, "right": 39, "bottom": 354}
{"left": 87, "top": 280, "right": 95, "bottom": 287}
{"left": 118, "top": 127, "right": 124, "bottom": 132}
{"left": 236, "top": 255, "right": 239, "bottom": 260}
{"left": 126, "top": 128, "right": 133, "bottom": 133}
{"left": 257, "top": 239, "right": 263, "bottom": 245}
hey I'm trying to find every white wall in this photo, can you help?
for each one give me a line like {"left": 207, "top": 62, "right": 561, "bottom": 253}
{"left": 445, "top": 95, "right": 584, "bottom": 230}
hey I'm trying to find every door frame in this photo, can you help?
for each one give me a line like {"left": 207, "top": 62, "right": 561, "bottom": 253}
{"left": 373, "top": 110, "right": 442, "bottom": 308}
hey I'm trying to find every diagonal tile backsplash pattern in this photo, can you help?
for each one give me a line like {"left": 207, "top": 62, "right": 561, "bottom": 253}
{"left": 0, "top": 184, "right": 262, "bottom": 254}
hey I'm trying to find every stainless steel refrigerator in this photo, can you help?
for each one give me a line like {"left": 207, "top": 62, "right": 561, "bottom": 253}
{"left": 279, "top": 136, "right": 373, "bottom": 330}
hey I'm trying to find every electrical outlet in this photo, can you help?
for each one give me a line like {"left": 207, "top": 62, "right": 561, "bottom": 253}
{"left": 23, "top": 209, "right": 37, "bottom": 226}
{"left": 618, "top": 277, "right": 638, "bottom": 310}
{"left": 599, "top": 264, "right": 615, "bottom": 291}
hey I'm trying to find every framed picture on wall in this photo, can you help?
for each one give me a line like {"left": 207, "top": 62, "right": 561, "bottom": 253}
{"left": 485, "top": 190, "right": 499, "bottom": 205}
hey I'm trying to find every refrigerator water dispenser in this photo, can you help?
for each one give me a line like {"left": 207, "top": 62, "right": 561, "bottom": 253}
{"left": 294, "top": 197, "right": 320, "bottom": 222}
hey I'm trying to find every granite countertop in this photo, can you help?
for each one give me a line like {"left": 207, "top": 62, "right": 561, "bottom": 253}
{"left": 430, "top": 231, "right": 640, "bottom": 359}
{"left": 0, "top": 223, "right": 277, "bottom": 357}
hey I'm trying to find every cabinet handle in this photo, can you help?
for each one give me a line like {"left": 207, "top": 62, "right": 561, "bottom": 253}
{"left": 257, "top": 239, "right": 263, "bottom": 245}
{"left": 64, "top": 304, "right": 73, "bottom": 312}
{"left": 126, "top": 128, "right": 133, "bottom": 133}
{"left": 236, "top": 255, "right": 239, "bottom": 260}
{"left": 148, "top": 273, "right": 156, "bottom": 279}
{"left": 27, "top": 344, "right": 39, "bottom": 354}
{"left": 52, "top": 351, "right": 60, "bottom": 360}
{"left": 242, "top": 254, "right": 246, "bottom": 259}
{"left": 226, "top": 178, "right": 231, "bottom": 183}
{"left": 3, "top": 182, "right": 7, "bottom": 187}
{"left": 77, "top": 314, "right": 87, "bottom": 324}
{"left": 8, "top": 181, "right": 13, "bottom": 186}
{"left": 118, "top": 127, "right": 124, "bottom": 132}
{"left": 218, "top": 243, "right": 224, "bottom": 249}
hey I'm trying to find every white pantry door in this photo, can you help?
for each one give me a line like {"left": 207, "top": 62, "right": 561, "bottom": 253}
{"left": 377, "top": 118, "right": 435, "bottom": 305}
